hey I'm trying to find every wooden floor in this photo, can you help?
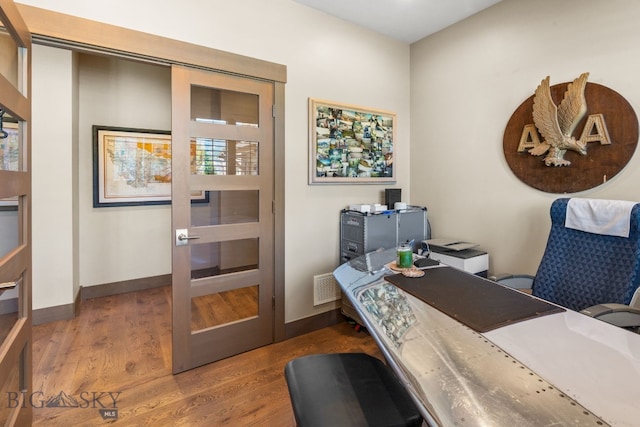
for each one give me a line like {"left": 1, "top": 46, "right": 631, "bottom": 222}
{"left": 32, "top": 285, "right": 382, "bottom": 426}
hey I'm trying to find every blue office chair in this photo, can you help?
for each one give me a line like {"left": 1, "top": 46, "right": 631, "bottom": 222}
{"left": 499, "top": 198, "right": 640, "bottom": 329}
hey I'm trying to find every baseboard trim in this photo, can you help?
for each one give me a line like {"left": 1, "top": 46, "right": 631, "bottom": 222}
{"left": 32, "top": 275, "right": 343, "bottom": 335}
{"left": 32, "top": 290, "right": 81, "bottom": 326}
{"left": 81, "top": 274, "right": 171, "bottom": 300}
{"left": 32, "top": 275, "right": 170, "bottom": 325}
{"left": 284, "top": 308, "right": 345, "bottom": 340}
{"left": 75, "top": 288, "right": 82, "bottom": 316}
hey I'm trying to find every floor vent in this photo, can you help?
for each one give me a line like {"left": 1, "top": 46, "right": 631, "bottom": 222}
{"left": 313, "top": 273, "right": 342, "bottom": 306}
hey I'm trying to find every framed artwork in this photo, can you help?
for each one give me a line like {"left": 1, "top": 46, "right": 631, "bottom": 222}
{"left": 0, "top": 121, "right": 19, "bottom": 172}
{"left": 0, "top": 122, "right": 20, "bottom": 210}
{"left": 309, "top": 98, "right": 396, "bottom": 184}
{"left": 93, "top": 125, "right": 208, "bottom": 207}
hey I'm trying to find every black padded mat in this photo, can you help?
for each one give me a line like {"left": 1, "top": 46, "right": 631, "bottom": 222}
{"left": 385, "top": 266, "right": 565, "bottom": 332}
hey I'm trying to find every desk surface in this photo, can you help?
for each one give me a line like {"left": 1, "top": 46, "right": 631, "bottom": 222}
{"left": 333, "top": 249, "right": 640, "bottom": 427}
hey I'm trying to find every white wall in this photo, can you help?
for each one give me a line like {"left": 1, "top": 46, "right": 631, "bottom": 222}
{"left": 31, "top": 45, "right": 76, "bottom": 309}
{"left": 77, "top": 55, "right": 172, "bottom": 285}
{"left": 31, "top": 50, "right": 172, "bottom": 309}
{"left": 21, "top": 0, "right": 411, "bottom": 322}
{"left": 410, "top": 0, "right": 640, "bottom": 276}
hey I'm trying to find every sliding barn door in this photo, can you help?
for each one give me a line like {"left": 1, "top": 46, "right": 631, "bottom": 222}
{"left": 171, "top": 65, "right": 275, "bottom": 373}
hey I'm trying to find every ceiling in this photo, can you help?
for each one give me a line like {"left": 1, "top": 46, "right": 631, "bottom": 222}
{"left": 293, "top": 0, "right": 503, "bottom": 44}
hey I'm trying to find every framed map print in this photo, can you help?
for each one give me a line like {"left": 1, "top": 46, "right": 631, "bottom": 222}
{"left": 92, "top": 125, "right": 207, "bottom": 207}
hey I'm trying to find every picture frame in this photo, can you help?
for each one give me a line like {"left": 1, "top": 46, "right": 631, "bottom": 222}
{"left": 92, "top": 125, "right": 208, "bottom": 207}
{"left": 309, "top": 98, "right": 396, "bottom": 184}
{"left": 0, "top": 122, "right": 20, "bottom": 210}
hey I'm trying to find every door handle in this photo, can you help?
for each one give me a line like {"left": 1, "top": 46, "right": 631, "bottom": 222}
{"left": 178, "top": 233, "right": 200, "bottom": 241}
{"left": 175, "top": 229, "right": 201, "bottom": 246}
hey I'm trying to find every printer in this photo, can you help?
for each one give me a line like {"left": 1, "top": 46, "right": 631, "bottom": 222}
{"left": 425, "top": 238, "right": 489, "bottom": 277}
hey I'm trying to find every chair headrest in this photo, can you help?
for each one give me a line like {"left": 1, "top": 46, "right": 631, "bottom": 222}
{"left": 565, "top": 198, "right": 637, "bottom": 237}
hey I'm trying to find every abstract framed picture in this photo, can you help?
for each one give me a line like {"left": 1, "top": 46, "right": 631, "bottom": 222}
{"left": 309, "top": 98, "right": 396, "bottom": 184}
{"left": 93, "top": 125, "right": 207, "bottom": 207}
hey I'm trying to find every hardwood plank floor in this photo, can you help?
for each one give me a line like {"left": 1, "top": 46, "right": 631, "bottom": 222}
{"left": 32, "top": 285, "right": 382, "bottom": 426}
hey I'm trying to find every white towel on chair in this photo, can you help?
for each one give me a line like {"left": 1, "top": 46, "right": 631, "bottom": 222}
{"left": 566, "top": 198, "right": 636, "bottom": 237}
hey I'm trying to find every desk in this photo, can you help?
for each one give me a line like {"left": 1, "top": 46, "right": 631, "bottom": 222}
{"left": 333, "top": 248, "right": 640, "bottom": 427}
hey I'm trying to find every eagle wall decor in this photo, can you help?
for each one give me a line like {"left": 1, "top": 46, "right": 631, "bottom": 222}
{"left": 503, "top": 73, "right": 639, "bottom": 193}
{"left": 530, "top": 73, "right": 589, "bottom": 167}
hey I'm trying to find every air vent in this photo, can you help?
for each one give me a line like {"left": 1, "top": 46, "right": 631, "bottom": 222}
{"left": 313, "top": 273, "right": 342, "bottom": 306}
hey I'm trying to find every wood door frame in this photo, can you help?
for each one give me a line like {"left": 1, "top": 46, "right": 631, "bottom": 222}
{"left": 0, "top": 0, "right": 32, "bottom": 425}
{"left": 14, "top": 4, "right": 287, "bottom": 342}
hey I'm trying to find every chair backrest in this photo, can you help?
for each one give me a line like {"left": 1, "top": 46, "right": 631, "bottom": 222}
{"left": 532, "top": 198, "right": 640, "bottom": 311}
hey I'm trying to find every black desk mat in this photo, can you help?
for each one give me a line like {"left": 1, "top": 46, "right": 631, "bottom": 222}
{"left": 385, "top": 266, "right": 564, "bottom": 332}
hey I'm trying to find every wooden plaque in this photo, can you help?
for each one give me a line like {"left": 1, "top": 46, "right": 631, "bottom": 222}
{"left": 503, "top": 81, "right": 638, "bottom": 193}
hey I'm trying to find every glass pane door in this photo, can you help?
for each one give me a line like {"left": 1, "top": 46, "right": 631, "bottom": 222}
{"left": 171, "top": 65, "right": 274, "bottom": 373}
{"left": 0, "top": 2, "right": 32, "bottom": 426}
